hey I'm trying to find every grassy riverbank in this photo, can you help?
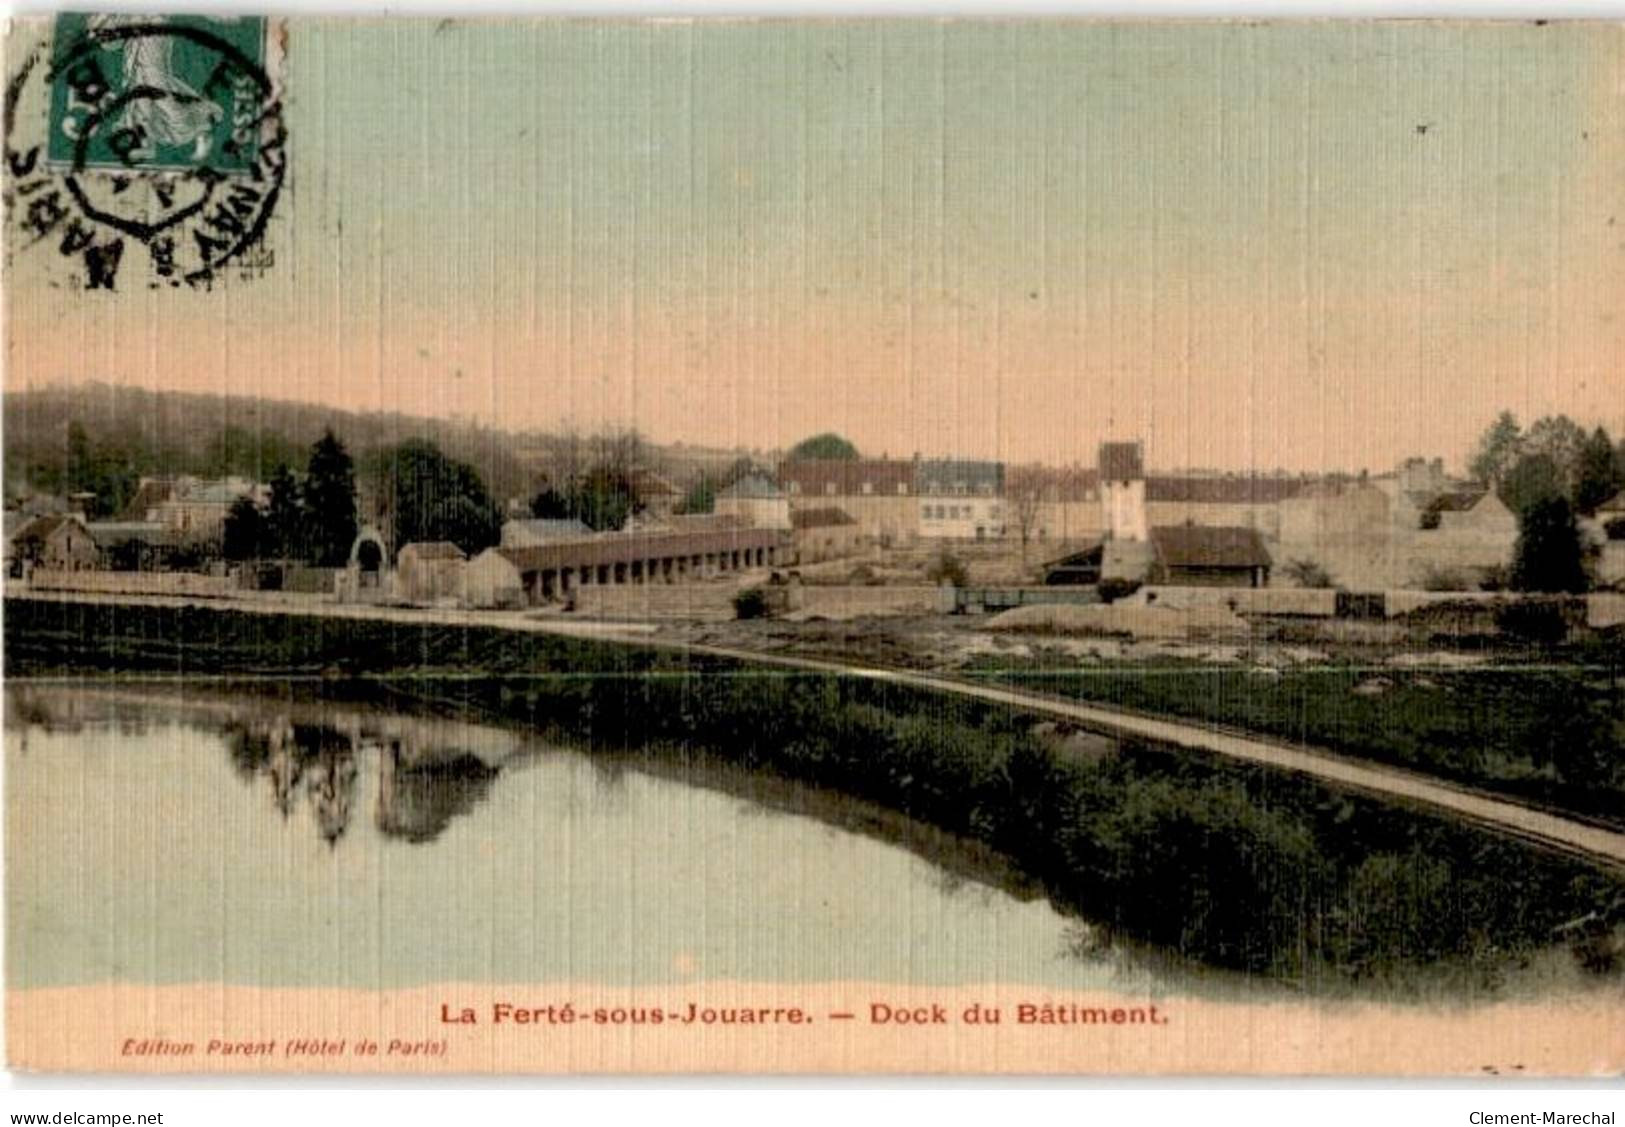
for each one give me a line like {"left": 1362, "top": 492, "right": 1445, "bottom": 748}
{"left": 8, "top": 596, "right": 1624, "bottom": 994}
{"left": 962, "top": 650, "right": 1625, "bottom": 829}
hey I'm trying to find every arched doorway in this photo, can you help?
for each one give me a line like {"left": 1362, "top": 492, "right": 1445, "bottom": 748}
{"left": 348, "top": 528, "right": 388, "bottom": 589}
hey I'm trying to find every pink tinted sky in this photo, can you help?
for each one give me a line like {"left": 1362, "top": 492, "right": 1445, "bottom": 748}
{"left": 7, "top": 19, "right": 1624, "bottom": 472}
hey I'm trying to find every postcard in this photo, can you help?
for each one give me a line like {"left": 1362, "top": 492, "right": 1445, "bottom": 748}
{"left": 3, "top": 13, "right": 1623, "bottom": 1075}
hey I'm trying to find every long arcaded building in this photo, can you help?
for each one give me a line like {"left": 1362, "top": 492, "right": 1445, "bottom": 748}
{"left": 497, "top": 525, "right": 789, "bottom": 603}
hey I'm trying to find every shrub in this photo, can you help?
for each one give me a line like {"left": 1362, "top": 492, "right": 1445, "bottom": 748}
{"left": 1478, "top": 564, "right": 1510, "bottom": 592}
{"left": 1493, "top": 598, "right": 1570, "bottom": 645}
{"left": 1096, "top": 578, "right": 1142, "bottom": 603}
{"left": 1418, "top": 565, "right": 1472, "bottom": 593}
{"left": 925, "top": 550, "right": 969, "bottom": 588}
{"left": 1282, "top": 558, "right": 1334, "bottom": 588}
{"left": 732, "top": 587, "right": 769, "bottom": 620}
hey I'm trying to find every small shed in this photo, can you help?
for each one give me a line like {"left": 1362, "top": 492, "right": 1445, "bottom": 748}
{"left": 396, "top": 541, "right": 467, "bottom": 604}
{"left": 464, "top": 548, "right": 526, "bottom": 609}
{"left": 791, "top": 507, "right": 860, "bottom": 563}
{"left": 1149, "top": 525, "right": 1272, "bottom": 588}
{"left": 1041, "top": 544, "right": 1103, "bottom": 586}
{"left": 12, "top": 513, "right": 98, "bottom": 573}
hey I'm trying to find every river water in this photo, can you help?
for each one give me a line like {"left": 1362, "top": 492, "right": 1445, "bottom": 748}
{"left": 6, "top": 681, "right": 1177, "bottom": 995}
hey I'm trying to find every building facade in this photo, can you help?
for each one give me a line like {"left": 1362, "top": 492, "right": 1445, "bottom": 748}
{"left": 714, "top": 474, "right": 792, "bottom": 530}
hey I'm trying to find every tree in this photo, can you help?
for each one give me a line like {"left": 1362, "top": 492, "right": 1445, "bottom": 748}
{"left": 63, "top": 419, "right": 137, "bottom": 519}
{"left": 1500, "top": 453, "right": 1566, "bottom": 518}
{"left": 203, "top": 426, "right": 300, "bottom": 481}
{"left": 1468, "top": 411, "right": 1523, "bottom": 489}
{"left": 221, "top": 495, "right": 268, "bottom": 561}
{"left": 787, "top": 433, "right": 859, "bottom": 461}
{"left": 1510, "top": 495, "right": 1588, "bottom": 594}
{"left": 528, "top": 484, "right": 571, "bottom": 519}
{"left": 303, "top": 429, "right": 358, "bottom": 567}
{"left": 1004, "top": 465, "right": 1047, "bottom": 561}
{"left": 377, "top": 439, "right": 501, "bottom": 555}
{"left": 1524, "top": 415, "right": 1588, "bottom": 487}
{"left": 679, "top": 476, "right": 717, "bottom": 516}
{"left": 564, "top": 466, "right": 637, "bottom": 532}
{"left": 925, "top": 549, "right": 968, "bottom": 588}
{"left": 1574, "top": 426, "right": 1622, "bottom": 515}
{"left": 264, "top": 463, "right": 305, "bottom": 560}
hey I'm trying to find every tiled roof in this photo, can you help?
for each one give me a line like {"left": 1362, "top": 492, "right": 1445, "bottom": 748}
{"left": 915, "top": 459, "right": 1004, "bottom": 494}
{"left": 1151, "top": 524, "right": 1272, "bottom": 570}
{"left": 1423, "top": 490, "right": 1489, "bottom": 515}
{"left": 11, "top": 513, "right": 81, "bottom": 544}
{"left": 777, "top": 459, "right": 914, "bottom": 495}
{"left": 628, "top": 468, "right": 680, "bottom": 497}
{"left": 791, "top": 507, "right": 857, "bottom": 530}
{"left": 1146, "top": 476, "right": 1311, "bottom": 504}
{"left": 1098, "top": 442, "right": 1144, "bottom": 481}
{"left": 718, "top": 474, "right": 783, "bottom": 499}
{"left": 119, "top": 479, "right": 179, "bottom": 520}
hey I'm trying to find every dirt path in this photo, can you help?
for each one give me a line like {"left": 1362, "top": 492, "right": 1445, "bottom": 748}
{"left": 13, "top": 589, "right": 1625, "bottom": 872}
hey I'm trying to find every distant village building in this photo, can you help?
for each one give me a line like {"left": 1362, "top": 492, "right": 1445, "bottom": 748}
{"left": 1144, "top": 474, "right": 1307, "bottom": 540}
{"left": 1277, "top": 465, "right": 1517, "bottom": 589}
{"left": 1025, "top": 468, "right": 1103, "bottom": 546}
{"left": 396, "top": 541, "right": 467, "bottom": 604}
{"left": 628, "top": 468, "right": 681, "bottom": 518}
{"left": 916, "top": 459, "right": 1005, "bottom": 540}
{"left": 119, "top": 478, "right": 180, "bottom": 522}
{"left": 497, "top": 525, "right": 786, "bottom": 604}
{"left": 714, "top": 473, "right": 791, "bottom": 530}
{"left": 143, "top": 477, "right": 264, "bottom": 540}
{"left": 84, "top": 520, "right": 171, "bottom": 570}
{"left": 11, "top": 513, "right": 98, "bottom": 573}
{"left": 1098, "top": 442, "right": 1149, "bottom": 542}
{"left": 1148, "top": 525, "right": 1272, "bottom": 588}
{"left": 790, "top": 507, "right": 861, "bottom": 563}
{"left": 778, "top": 459, "right": 916, "bottom": 546}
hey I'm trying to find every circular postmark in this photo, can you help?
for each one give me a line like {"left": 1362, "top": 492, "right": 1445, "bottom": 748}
{"left": 4, "top": 15, "right": 285, "bottom": 288}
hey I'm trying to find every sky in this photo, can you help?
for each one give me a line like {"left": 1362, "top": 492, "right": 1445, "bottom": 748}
{"left": 6, "top": 18, "right": 1624, "bottom": 472}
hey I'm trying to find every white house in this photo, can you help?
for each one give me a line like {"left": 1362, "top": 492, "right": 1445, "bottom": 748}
{"left": 714, "top": 474, "right": 791, "bottom": 530}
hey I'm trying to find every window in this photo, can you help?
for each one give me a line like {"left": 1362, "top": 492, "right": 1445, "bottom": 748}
{"left": 897, "top": 483, "right": 908, "bottom": 495}
{"left": 862, "top": 482, "right": 873, "bottom": 495}
{"left": 825, "top": 483, "right": 837, "bottom": 495}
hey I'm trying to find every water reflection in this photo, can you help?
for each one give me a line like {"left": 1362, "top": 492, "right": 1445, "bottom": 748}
{"left": 221, "top": 712, "right": 499, "bottom": 846}
{"left": 9, "top": 681, "right": 1130, "bottom": 994}
{"left": 6, "top": 681, "right": 1621, "bottom": 1003}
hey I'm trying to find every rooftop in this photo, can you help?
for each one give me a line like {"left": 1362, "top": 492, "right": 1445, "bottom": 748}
{"left": 1150, "top": 524, "right": 1272, "bottom": 570}
{"left": 1098, "top": 442, "right": 1144, "bottom": 482}
{"left": 718, "top": 473, "right": 783, "bottom": 499}
{"left": 791, "top": 507, "right": 857, "bottom": 530}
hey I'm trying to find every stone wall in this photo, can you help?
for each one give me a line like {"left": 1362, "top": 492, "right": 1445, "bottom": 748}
{"left": 27, "top": 569, "right": 237, "bottom": 599}
{"left": 569, "top": 584, "right": 741, "bottom": 622}
{"left": 794, "top": 585, "right": 940, "bottom": 619}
